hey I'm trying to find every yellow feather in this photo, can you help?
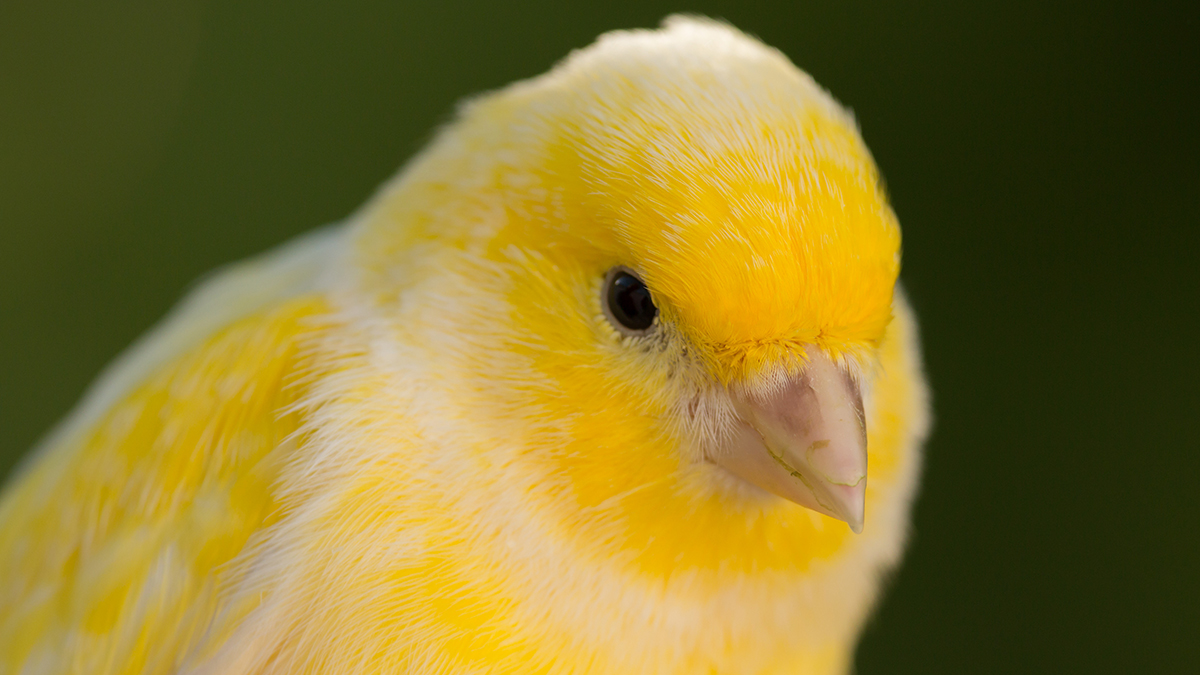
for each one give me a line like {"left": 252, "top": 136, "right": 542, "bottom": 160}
{"left": 0, "top": 297, "right": 330, "bottom": 673}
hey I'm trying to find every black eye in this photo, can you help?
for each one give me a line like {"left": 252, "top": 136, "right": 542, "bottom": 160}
{"left": 603, "top": 267, "right": 658, "bottom": 334}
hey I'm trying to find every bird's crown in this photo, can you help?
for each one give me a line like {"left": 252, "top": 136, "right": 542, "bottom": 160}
{"left": 359, "top": 16, "right": 900, "bottom": 384}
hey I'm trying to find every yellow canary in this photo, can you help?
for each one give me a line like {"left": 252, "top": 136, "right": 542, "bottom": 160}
{"left": 0, "top": 17, "right": 930, "bottom": 675}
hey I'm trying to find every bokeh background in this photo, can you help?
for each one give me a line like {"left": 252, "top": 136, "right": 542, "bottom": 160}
{"left": 2, "top": 1, "right": 1197, "bottom": 671}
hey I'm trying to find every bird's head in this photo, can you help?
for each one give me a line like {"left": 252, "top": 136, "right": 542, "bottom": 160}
{"left": 353, "top": 18, "right": 903, "bottom": 576}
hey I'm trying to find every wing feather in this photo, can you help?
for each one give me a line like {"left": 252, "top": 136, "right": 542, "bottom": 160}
{"left": 0, "top": 226, "right": 344, "bottom": 674}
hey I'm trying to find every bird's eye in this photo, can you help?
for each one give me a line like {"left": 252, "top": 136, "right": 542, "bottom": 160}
{"left": 603, "top": 267, "right": 658, "bottom": 335}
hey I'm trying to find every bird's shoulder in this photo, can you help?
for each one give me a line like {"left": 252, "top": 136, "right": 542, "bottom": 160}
{"left": 0, "top": 226, "right": 344, "bottom": 673}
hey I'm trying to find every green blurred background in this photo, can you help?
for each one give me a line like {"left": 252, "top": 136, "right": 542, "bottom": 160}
{"left": 2, "top": 0, "right": 1197, "bottom": 671}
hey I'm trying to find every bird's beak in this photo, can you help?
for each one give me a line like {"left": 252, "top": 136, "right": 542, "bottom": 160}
{"left": 714, "top": 346, "right": 868, "bottom": 533}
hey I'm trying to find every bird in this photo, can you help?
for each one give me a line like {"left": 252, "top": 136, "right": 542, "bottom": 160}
{"left": 0, "top": 16, "right": 930, "bottom": 675}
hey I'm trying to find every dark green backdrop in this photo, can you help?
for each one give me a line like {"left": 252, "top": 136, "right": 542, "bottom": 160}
{"left": 2, "top": 1, "right": 1197, "bottom": 671}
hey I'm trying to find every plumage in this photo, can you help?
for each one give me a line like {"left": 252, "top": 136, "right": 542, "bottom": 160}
{"left": 0, "top": 17, "right": 930, "bottom": 675}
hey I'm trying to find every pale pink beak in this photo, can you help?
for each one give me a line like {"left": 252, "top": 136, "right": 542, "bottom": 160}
{"left": 713, "top": 346, "right": 868, "bottom": 533}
